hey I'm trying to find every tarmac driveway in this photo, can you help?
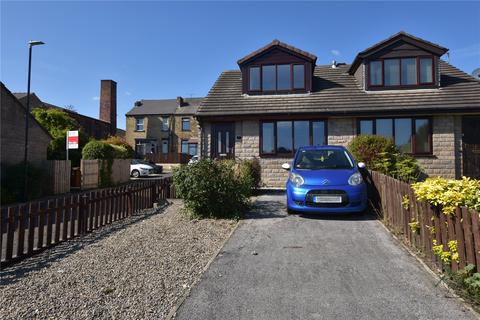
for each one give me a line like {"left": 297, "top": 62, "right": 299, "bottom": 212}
{"left": 174, "top": 194, "right": 477, "bottom": 320}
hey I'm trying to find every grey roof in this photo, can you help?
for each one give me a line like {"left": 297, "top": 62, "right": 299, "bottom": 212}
{"left": 197, "top": 60, "right": 480, "bottom": 117}
{"left": 237, "top": 39, "right": 317, "bottom": 65}
{"left": 126, "top": 97, "right": 203, "bottom": 116}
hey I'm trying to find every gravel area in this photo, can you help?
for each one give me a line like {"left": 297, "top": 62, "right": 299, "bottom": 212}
{"left": 0, "top": 200, "right": 237, "bottom": 320}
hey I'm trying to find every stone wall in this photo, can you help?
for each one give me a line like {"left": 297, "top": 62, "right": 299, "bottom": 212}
{"left": 1, "top": 85, "right": 51, "bottom": 166}
{"left": 416, "top": 115, "right": 461, "bottom": 179}
{"left": 327, "top": 117, "right": 356, "bottom": 146}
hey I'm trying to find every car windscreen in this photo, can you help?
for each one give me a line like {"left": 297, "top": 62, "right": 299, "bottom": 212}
{"left": 294, "top": 149, "right": 354, "bottom": 170}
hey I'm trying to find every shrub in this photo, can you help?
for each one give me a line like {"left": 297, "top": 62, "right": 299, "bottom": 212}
{"left": 412, "top": 176, "right": 480, "bottom": 215}
{"left": 348, "top": 135, "right": 422, "bottom": 182}
{"left": 173, "top": 159, "right": 250, "bottom": 219}
{"left": 450, "top": 264, "right": 480, "bottom": 301}
{"left": 235, "top": 158, "right": 261, "bottom": 195}
{"left": 82, "top": 140, "right": 115, "bottom": 160}
{"left": 103, "top": 136, "right": 135, "bottom": 159}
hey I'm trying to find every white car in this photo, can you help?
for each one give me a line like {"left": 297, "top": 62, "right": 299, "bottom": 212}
{"left": 188, "top": 155, "right": 199, "bottom": 165}
{"left": 130, "top": 159, "right": 155, "bottom": 178}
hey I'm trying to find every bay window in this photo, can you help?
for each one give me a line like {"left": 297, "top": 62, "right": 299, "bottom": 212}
{"left": 368, "top": 56, "right": 435, "bottom": 87}
{"left": 261, "top": 120, "right": 327, "bottom": 156}
{"left": 249, "top": 64, "right": 305, "bottom": 93}
{"left": 357, "top": 117, "right": 432, "bottom": 154}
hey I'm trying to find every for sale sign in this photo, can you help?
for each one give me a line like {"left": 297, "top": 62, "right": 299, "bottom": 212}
{"left": 67, "top": 130, "right": 79, "bottom": 149}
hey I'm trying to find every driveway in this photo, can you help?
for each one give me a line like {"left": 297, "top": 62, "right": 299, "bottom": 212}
{"left": 175, "top": 194, "right": 477, "bottom": 320}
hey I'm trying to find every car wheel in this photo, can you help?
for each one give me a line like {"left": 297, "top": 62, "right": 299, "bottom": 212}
{"left": 131, "top": 170, "right": 140, "bottom": 178}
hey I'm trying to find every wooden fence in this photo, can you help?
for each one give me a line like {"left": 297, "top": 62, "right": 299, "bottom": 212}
{"left": 80, "top": 159, "right": 130, "bottom": 189}
{"left": 48, "top": 160, "right": 71, "bottom": 194}
{"left": 369, "top": 171, "right": 480, "bottom": 272}
{"left": 0, "top": 177, "right": 175, "bottom": 267}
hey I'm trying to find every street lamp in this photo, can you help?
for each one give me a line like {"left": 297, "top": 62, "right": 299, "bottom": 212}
{"left": 23, "top": 40, "right": 45, "bottom": 201}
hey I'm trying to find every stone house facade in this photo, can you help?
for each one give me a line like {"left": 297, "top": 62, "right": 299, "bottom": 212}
{"left": 1, "top": 82, "right": 52, "bottom": 165}
{"left": 125, "top": 97, "right": 202, "bottom": 162}
{"left": 197, "top": 32, "right": 480, "bottom": 188}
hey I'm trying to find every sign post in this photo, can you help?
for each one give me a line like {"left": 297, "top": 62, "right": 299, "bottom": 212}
{"left": 66, "top": 130, "right": 79, "bottom": 160}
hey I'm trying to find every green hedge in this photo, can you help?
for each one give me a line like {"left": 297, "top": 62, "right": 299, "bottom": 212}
{"left": 348, "top": 135, "right": 422, "bottom": 183}
{"left": 173, "top": 159, "right": 258, "bottom": 219}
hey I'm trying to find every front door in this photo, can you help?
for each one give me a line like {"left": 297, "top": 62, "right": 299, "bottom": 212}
{"left": 462, "top": 116, "right": 480, "bottom": 179}
{"left": 211, "top": 123, "right": 235, "bottom": 159}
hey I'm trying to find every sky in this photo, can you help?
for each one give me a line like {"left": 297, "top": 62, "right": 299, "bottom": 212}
{"left": 1, "top": 1, "right": 479, "bottom": 130}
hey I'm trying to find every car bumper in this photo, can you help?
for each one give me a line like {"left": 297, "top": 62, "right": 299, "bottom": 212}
{"left": 286, "top": 182, "right": 368, "bottom": 213}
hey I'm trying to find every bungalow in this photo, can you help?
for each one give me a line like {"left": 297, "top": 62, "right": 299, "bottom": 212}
{"left": 196, "top": 32, "right": 480, "bottom": 187}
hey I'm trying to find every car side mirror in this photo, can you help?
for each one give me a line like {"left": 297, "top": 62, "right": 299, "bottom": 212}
{"left": 358, "top": 162, "right": 366, "bottom": 169}
{"left": 282, "top": 163, "right": 291, "bottom": 171}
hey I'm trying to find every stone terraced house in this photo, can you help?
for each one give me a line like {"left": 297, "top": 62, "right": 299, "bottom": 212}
{"left": 126, "top": 97, "right": 202, "bottom": 163}
{"left": 197, "top": 32, "right": 480, "bottom": 188}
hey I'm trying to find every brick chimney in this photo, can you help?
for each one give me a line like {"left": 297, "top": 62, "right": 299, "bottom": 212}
{"left": 99, "top": 80, "right": 117, "bottom": 135}
{"left": 176, "top": 96, "right": 184, "bottom": 107}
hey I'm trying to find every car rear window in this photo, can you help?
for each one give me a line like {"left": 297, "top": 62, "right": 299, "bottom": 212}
{"left": 294, "top": 149, "right": 353, "bottom": 170}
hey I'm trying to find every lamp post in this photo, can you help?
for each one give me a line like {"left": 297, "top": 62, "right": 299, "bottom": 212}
{"left": 23, "top": 40, "right": 45, "bottom": 201}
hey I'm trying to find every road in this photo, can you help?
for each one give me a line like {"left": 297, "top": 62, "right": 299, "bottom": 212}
{"left": 175, "top": 194, "right": 477, "bottom": 320}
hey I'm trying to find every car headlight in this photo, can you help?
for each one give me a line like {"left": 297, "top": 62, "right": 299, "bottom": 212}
{"left": 348, "top": 172, "right": 363, "bottom": 186}
{"left": 289, "top": 173, "right": 304, "bottom": 187}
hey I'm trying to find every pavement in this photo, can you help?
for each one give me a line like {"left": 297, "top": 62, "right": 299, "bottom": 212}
{"left": 174, "top": 194, "right": 478, "bottom": 320}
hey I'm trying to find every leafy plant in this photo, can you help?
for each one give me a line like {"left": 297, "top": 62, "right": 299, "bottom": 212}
{"left": 412, "top": 176, "right": 480, "bottom": 215}
{"left": 103, "top": 136, "right": 135, "bottom": 159}
{"left": 402, "top": 195, "right": 410, "bottom": 210}
{"left": 450, "top": 264, "right": 480, "bottom": 301}
{"left": 348, "top": 135, "right": 422, "bottom": 183}
{"left": 82, "top": 140, "right": 115, "bottom": 160}
{"left": 432, "top": 239, "right": 459, "bottom": 264}
{"left": 408, "top": 219, "right": 419, "bottom": 233}
{"left": 173, "top": 159, "right": 251, "bottom": 219}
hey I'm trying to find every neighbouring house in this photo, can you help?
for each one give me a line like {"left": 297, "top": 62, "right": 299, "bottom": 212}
{"left": 14, "top": 80, "right": 124, "bottom": 140}
{"left": 125, "top": 96, "right": 202, "bottom": 163}
{"left": 196, "top": 32, "right": 480, "bottom": 187}
{"left": 1, "top": 82, "right": 52, "bottom": 165}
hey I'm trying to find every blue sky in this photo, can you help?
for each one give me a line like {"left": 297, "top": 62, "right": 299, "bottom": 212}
{"left": 1, "top": 1, "right": 479, "bottom": 130}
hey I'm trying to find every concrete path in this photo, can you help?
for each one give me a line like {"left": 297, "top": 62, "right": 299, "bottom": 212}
{"left": 175, "top": 194, "right": 477, "bottom": 320}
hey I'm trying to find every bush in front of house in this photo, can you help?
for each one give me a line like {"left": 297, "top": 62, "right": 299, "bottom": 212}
{"left": 173, "top": 159, "right": 251, "bottom": 219}
{"left": 235, "top": 158, "right": 262, "bottom": 195}
{"left": 348, "top": 135, "right": 422, "bottom": 183}
{"left": 82, "top": 140, "right": 115, "bottom": 160}
{"left": 103, "top": 136, "right": 135, "bottom": 159}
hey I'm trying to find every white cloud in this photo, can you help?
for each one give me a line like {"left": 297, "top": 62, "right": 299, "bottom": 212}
{"left": 92, "top": 96, "right": 100, "bottom": 101}
{"left": 331, "top": 49, "right": 341, "bottom": 57}
{"left": 125, "top": 91, "right": 132, "bottom": 96}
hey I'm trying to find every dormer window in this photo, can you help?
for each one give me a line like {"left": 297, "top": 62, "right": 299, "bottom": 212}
{"left": 238, "top": 39, "right": 317, "bottom": 95}
{"left": 368, "top": 56, "right": 435, "bottom": 88}
{"left": 248, "top": 64, "right": 306, "bottom": 93}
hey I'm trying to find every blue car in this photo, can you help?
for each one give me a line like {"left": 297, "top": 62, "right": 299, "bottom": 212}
{"left": 284, "top": 145, "right": 368, "bottom": 214}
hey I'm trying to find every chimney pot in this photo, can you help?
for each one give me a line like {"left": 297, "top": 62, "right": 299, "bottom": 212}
{"left": 176, "top": 96, "right": 184, "bottom": 107}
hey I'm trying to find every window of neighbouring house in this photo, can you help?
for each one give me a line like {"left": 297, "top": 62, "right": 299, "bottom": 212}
{"left": 368, "top": 56, "right": 435, "bottom": 88}
{"left": 181, "top": 140, "right": 188, "bottom": 154}
{"left": 182, "top": 117, "right": 190, "bottom": 131}
{"left": 188, "top": 143, "right": 198, "bottom": 156}
{"left": 250, "top": 64, "right": 306, "bottom": 93}
{"left": 261, "top": 120, "right": 327, "bottom": 156}
{"left": 135, "top": 118, "right": 144, "bottom": 131}
{"left": 357, "top": 117, "right": 431, "bottom": 154}
{"left": 161, "top": 139, "right": 169, "bottom": 154}
{"left": 162, "top": 117, "right": 169, "bottom": 131}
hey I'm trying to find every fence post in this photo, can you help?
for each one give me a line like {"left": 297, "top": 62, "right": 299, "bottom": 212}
{"left": 151, "top": 182, "right": 157, "bottom": 206}
{"left": 79, "top": 194, "right": 88, "bottom": 235}
{"left": 127, "top": 186, "right": 133, "bottom": 216}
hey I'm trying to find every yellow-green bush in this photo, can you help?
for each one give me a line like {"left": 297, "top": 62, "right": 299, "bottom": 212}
{"left": 412, "top": 176, "right": 480, "bottom": 215}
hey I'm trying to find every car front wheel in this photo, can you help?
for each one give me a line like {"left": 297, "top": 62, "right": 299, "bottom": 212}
{"left": 131, "top": 170, "right": 140, "bottom": 178}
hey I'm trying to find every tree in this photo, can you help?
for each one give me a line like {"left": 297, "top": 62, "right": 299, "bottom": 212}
{"left": 32, "top": 107, "right": 89, "bottom": 166}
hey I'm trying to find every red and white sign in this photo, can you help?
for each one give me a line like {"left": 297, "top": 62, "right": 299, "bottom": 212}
{"left": 67, "top": 130, "right": 79, "bottom": 149}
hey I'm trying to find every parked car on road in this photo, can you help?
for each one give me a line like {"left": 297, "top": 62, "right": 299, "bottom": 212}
{"left": 283, "top": 145, "right": 367, "bottom": 214}
{"left": 188, "top": 155, "right": 199, "bottom": 165}
{"left": 130, "top": 159, "right": 162, "bottom": 178}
